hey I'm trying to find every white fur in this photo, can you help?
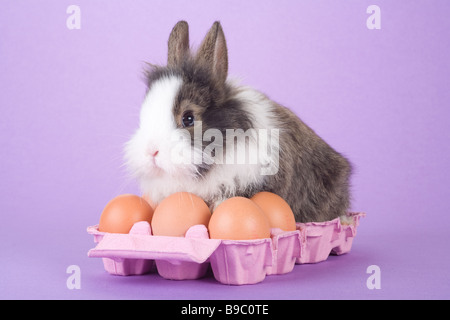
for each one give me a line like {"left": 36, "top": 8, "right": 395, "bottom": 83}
{"left": 125, "top": 75, "right": 184, "bottom": 181}
{"left": 125, "top": 77, "right": 280, "bottom": 208}
{"left": 234, "top": 85, "right": 281, "bottom": 176}
{"left": 233, "top": 85, "right": 275, "bottom": 130}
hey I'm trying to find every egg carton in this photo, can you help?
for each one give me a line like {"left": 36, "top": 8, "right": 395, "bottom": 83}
{"left": 87, "top": 212, "right": 364, "bottom": 285}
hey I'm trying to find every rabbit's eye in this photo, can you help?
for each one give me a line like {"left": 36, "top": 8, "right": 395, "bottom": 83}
{"left": 182, "top": 111, "right": 195, "bottom": 127}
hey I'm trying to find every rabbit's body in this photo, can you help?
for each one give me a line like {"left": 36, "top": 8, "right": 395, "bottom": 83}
{"left": 125, "top": 21, "right": 351, "bottom": 222}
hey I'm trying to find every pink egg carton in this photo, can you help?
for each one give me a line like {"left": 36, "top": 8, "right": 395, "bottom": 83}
{"left": 87, "top": 212, "right": 364, "bottom": 285}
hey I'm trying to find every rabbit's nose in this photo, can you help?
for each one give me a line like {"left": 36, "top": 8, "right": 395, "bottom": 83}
{"left": 147, "top": 147, "right": 159, "bottom": 158}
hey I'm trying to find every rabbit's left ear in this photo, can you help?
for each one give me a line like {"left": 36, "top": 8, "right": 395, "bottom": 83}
{"left": 196, "top": 21, "right": 228, "bottom": 86}
{"left": 168, "top": 21, "right": 190, "bottom": 67}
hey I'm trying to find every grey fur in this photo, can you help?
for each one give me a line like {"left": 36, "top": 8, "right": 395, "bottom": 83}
{"left": 265, "top": 104, "right": 352, "bottom": 222}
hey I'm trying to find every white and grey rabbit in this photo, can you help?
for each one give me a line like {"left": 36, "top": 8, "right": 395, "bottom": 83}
{"left": 125, "top": 21, "right": 352, "bottom": 222}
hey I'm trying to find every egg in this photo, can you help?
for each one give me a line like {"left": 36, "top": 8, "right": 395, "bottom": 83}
{"left": 251, "top": 192, "right": 297, "bottom": 231}
{"left": 208, "top": 197, "right": 271, "bottom": 240}
{"left": 151, "top": 192, "right": 211, "bottom": 237}
{"left": 98, "top": 194, "right": 154, "bottom": 233}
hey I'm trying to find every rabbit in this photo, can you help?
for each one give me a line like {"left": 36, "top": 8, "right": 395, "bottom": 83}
{"left": 124, "top": 21, "right": 352, "bottom": 222}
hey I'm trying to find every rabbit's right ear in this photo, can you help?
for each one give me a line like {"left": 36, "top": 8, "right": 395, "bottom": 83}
{"left": 195, "top": 21, "right": 228, "bottom": 86}
{"left": 168, "top": 21, "right": 190, "bottom": 67}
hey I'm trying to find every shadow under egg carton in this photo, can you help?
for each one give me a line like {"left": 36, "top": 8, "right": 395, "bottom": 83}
{"left": 87, "top": 212, "right": 365, "bottom": 285}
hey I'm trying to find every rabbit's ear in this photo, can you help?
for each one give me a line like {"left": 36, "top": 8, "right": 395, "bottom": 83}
{"left": 168, "top": 21, "right": 190, "bottom": 67}
{"left": 196, "top": 21, "right": 228, "bottom": 86}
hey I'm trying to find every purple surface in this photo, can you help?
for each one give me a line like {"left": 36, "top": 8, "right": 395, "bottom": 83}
{"left": 1, "top": 0, "right": 449, "bottom": 299}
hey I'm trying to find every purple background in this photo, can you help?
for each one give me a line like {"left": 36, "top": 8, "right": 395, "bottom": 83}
{"left": 1, "top": 0, "right": 449, "bottom": 299}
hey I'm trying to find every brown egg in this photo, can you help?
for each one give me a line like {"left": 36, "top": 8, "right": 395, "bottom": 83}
{"left": 251, "top": 192, "right": 296, "bottom": 231}
{"left": 98, "top": 194, "right": 154, "bottom": 234}
{"left": 209, "top": 197, "right": 271, "bottom": 240}
{"left": 151, "top": 192, "right": 211, "bottom": 237}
